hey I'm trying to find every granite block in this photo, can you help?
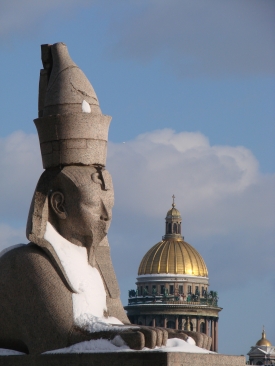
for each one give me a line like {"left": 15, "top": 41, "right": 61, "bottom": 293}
{"left": 0, "top": 352, "right": 247, "bottom": 366}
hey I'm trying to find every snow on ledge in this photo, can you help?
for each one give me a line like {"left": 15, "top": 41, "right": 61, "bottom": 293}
{"left": 0, "top": 349, "right": 25, "bottom": 356}
{"left": 0, "top": 338, "right": 216, "bottom": 356}
{"left": 44, "top": 337, "right": 216, "bottom": 354}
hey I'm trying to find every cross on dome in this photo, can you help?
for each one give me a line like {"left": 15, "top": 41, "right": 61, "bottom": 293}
{"left": 172, "top": 194, "right": 175, "bottom": 207}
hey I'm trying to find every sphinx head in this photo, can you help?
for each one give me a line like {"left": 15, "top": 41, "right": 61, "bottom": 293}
{"left": 27, "top": 166, "right": 114, "bottom": 259}
{"left": 28, "top": 43, "right": 114, "bottom": 263}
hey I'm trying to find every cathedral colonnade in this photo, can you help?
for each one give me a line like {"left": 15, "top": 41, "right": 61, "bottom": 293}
{"left": 128, "top": 314, "right": 219, "bottom": 352}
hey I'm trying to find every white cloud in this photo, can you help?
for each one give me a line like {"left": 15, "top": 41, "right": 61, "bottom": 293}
{"left": 107, "top": 129, "right": 261, "bottom": 219}
{"left": 106, "top": 129, "right": 275, "bottom": 289}
{"left": 0, "top": 131, "right": 42, "bottom": 222}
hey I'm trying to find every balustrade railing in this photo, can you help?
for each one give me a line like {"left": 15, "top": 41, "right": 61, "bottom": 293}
{"left": 127, "top": 293, "right": 219, "bottom": 307}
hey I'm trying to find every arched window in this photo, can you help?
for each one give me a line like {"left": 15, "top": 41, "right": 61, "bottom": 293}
{"left": 200, "top": 322, "right": 205, "bottom": 333}
{"left": 178, "top": 224, "right": 181, "bottom": 234}
{"left": 167, "top": 321, "right": 175, "bottom": 329}
{"left": 173, "top": 223, "right": 177, "bottom": 233}
{"left": 168, "top": 223, "right": 172, "bottom": 234}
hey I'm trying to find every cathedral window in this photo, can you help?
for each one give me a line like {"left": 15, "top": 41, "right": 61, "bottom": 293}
{"left": 169, "top": 285, "right": 174, "bottom": 295}
{"left": 173, "top": 223, "right": 177, "bottom": 233}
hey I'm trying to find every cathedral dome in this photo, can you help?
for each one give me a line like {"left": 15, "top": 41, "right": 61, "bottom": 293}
{"left": 138, "top": 197, "right": 208, "bottom": 277}
{"left": 138, "top": 196, "right": 208, "bottom": 277}
{"left": 138, "top": 239, "right": 208, "bottom": 277}
{"left": 166, "top": 207, "right": 181, "bottom": 218}
{"left": 166, "top": 195, "right": 181, "bottom": 218}
{"left": 256, "top": 329, "right": 272, "bottom": 347}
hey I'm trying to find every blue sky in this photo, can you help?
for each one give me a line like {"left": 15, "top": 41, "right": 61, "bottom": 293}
{"left": 0, "top": 0, "right": 274, "bottom": 357}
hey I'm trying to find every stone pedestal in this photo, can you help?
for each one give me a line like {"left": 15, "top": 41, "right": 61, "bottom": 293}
{"left": 0, "top": 352, "right": 246, "bottom": 366}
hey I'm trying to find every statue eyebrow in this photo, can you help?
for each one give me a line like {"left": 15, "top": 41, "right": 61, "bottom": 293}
{"left": 95, "top": 168, "right": 107, "bottom": 191}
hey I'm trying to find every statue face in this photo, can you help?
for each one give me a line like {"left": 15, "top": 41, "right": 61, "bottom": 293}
{"left": 50, "top": 168, "right": 114, "bottom": 250}
{"left": 73, "top": 172, "right": 114, "bottom": 245}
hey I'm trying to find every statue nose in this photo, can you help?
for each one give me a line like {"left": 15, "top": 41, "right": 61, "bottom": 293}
{"left": 100, "top": 202, "right": 112, "bottom": 221}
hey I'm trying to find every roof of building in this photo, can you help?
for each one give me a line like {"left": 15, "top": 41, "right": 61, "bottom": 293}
{"left": 166, "top": 195, "right": 181, "bottom": 218}
{"left": 138, "top": 239, "right": 208, "bottom": 277}
{"left": 256, "top": 329, "right": 272, "bottom": 347}
{"left": 166, "top": 207, "right": 181, "bottom": 218}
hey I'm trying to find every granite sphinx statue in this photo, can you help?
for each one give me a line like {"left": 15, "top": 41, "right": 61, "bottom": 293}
{"left": 0, "top": 43, "right": 211, "bottom": 355}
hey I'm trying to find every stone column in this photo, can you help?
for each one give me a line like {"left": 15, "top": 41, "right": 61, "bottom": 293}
{"left": 211, "top": 318, "right": 215, "bottom": 351}
{"left": 175, "top": 317, "right": 179, "bottom": 330}
{"left": 183, "top": 283, "right": 187, "bottom": 296}
{"left": 214, "top": 319, "right": 218, "bottom": 352}
{"left": 205, "top": 317, "right": 209, "bottom": 336}
{"left": 163, "top": 317, "right": 167, "bottom": 328}
{"left": 178, "top": 316, "right": 182, "bottom": 330}
{"left": 152, "top": 318, "right": 156, "bottom": 327}
{"left": 196, "top": 317, "right": 199, "bottom": 332}
{"left": 198, "top": 317, "right": 202, "bottom": 333}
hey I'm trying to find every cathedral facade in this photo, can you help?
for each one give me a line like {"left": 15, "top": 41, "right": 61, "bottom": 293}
{"left": 125, "top": 197, "right": 222, "bottom": 352}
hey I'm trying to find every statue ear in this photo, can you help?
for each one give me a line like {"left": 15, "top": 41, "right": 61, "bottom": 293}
{"left": 50, "top": 191, "right": 67, "bottom": 219}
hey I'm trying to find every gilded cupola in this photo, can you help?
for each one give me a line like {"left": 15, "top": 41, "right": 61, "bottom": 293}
{"left": 138, "top": 196, "right": 208, "bottom": 277}
{"left": 256, "top": 328, "right": 272, "bottom": 347}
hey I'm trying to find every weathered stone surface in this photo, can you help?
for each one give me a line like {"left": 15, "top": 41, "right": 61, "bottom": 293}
{"left": 182, "top": 331, "right": 204, "bottom": 349}
{"left": 34, "top": 113, "right": 111, "bottom": 168}
{"left": 43, "top": 43, "right": 100, "bottom": 117}
{"left": 35, "top": 42, "right": 111, "bottom": 168}
{"left": 0, "top": 353, "right": 247, "bottom": 366}
{"left": 38, "top": 69, "right": 49, "bottom": 117}
{"left": 38, "top": 44, "right": 52, "bottom": 117}
{"left": 35, "top": 114, "right": 111, "bottom": 143}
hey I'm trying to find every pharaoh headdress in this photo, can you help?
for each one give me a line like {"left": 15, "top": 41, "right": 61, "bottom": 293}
{"left": 26, "top": 43, "right": 120, "bottom": 301}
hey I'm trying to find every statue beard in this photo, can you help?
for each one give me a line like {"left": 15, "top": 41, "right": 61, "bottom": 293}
{"left": 86, "top": 221, "right": 109, "bottom": 267}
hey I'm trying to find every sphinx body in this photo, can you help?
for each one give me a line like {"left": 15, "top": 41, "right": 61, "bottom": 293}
{"left": 0, "top": 166, "right": 129, "bottom": 354}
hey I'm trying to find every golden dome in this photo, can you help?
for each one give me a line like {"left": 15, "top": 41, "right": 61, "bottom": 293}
{"left": 138, "top": 239, "right": 208, "bottom": 277}
{"left": 166, "top": 195, "right": 181, "bottom": 218}
{"left": 166, "top": 207, "right": 181, "bottom": 217}
{"left": 256, "top": 329, "right": 272, "bottom": 347}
